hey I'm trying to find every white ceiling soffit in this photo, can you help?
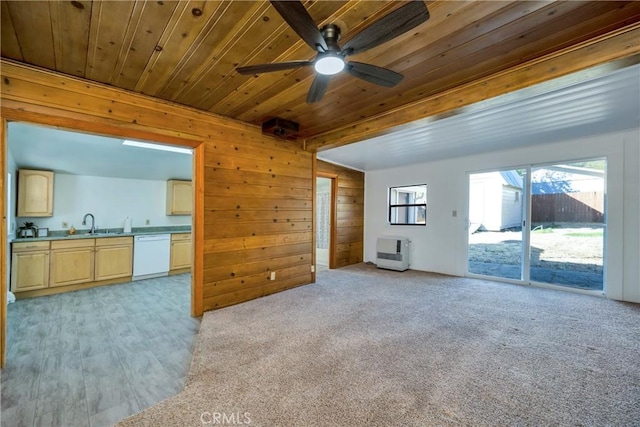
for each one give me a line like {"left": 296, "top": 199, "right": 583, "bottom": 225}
{"left": 7, "top": 123, "right": 193, "bottom": 181}
{"left": 318, "top": 60, "right": 640, "bottom": 172}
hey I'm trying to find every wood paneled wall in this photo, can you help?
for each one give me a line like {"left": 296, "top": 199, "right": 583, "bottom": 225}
{"left": 202, "top": 139, "right": 313, "bottom": 311}
{"left": 0, "top": 60, "right": 314, "bottom": 317}
{"left": 317, "top": 160, "right": 364, "bottom": 268}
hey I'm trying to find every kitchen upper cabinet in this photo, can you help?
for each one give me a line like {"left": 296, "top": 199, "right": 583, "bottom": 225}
{"left": 49, "top": 239, "right": 95, "bottom": 287}
{"left": 17, "top": 169, "right": 54, "bottom": 217}
{"left": 166, "top": 180, "right": 192, "bottom": 215}
{"left": 95, "top": 237, "right": 133, "bottom": 281}
{"left": 170, "top": 233, "right": 192, "bottom": 271}
{"left": 11, "top": 241, "right": 50, "bottom": 292}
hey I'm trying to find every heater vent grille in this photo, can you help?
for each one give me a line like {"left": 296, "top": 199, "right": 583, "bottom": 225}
{"left": 376, "top": 237, "right": 410, "bottom": 271}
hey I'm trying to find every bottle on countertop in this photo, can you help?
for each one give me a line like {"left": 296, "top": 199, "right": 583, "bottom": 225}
{"left": 124, "top": 217, "right": 132, "bottom": 233}
{"left": 69, "top": 225, "right": 75, "bottom": 235}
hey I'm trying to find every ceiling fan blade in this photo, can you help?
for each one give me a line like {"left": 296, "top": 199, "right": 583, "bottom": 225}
{"left": 270, "top": 1, "right": 327, "bottom": 52}
{"left": 346, "top": 61, "right": 404, "bottom": 87}
{"left": 236, "top": 60, "right": 313, "bottom": 75}
{"left": 342, "top": 1, "right": 429, "bottom": 56}
{"left": 307, "top": 74, "right": 331, "bottom": 103}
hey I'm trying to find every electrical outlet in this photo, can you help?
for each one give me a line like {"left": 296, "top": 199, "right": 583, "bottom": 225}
{"left": 145, "top": 219, "right": 150, "bottom": 225}
{"left": 270, "top": 271, "right": 276, "bottom": 280}
{"left": 62, "top": 221, "right": 68, "bottom": 228}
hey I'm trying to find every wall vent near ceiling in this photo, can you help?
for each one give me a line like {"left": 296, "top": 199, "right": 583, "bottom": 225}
{"left": 262, "top": 117, "right": 299, "bottom": 139}
{"left": 376, "top": 237, "right": 410, "bottom": 271}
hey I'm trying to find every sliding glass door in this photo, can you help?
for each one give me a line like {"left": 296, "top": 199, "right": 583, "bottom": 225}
{"left": 468, "top": 170, "right": 524, "bottom": 280}
{"left": 468, "top": 159, "right": 606, "bottom": 292}
{"left": 529, "top": 160, "right": 605, "bottom": 290}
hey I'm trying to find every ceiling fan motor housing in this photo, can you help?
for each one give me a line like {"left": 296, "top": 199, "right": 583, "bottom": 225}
{"left": 320, "top": 24, "right": 342, "bottom": 52}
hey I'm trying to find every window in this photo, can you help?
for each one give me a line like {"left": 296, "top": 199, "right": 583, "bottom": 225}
{"left": 389, "top": 184, "right": 427, "bottom": 225}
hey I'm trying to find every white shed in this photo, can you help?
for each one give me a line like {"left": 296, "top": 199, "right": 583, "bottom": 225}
{"left": 469, "top": 171, "right": 523, "bottom": 232}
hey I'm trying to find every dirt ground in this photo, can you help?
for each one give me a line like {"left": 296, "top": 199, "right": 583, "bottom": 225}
{"left": 468, "top": 224, "right": 603, "bottom": 274}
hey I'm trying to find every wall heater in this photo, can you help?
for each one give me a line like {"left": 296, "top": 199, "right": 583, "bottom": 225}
{"left": 376, "top": 237, "right": 410, "bottom": 271}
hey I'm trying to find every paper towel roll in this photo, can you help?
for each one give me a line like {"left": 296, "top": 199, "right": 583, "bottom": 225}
{"left": 124, "top": 217, "right": 132, "bottom": 233}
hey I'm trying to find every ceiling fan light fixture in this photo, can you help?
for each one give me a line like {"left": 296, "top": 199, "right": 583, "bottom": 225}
{"left": 314, "top": 54, "right": 344, "bottom": 75}
{"left": 237, "top": 1, "right": 430, "bottom": 102}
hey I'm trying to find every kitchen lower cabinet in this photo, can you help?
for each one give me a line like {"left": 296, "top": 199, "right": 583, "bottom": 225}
{"left": 170, "top": 233, "right": 192, "bottom": 271}
{"left": 11, "top": 234, "right": 151, "bottom": 297}
{"left": 49, "top": 239, "right": 95, "bottom": 287}
{"left": 95, "top": 237, "right": 133, "bottom": 281}
{"left": 11, "top": 241, "right": 51, "bottom": 292}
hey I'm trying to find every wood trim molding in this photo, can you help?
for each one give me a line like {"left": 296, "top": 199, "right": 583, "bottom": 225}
{"left": 1, "top": 117, "right": 6, "bottom": 369}
{"left": 192, "top": 142, "right": 205, "bottom": 317}
{"left": 0, "top": 59, "right": 260, "bottom": 138}
{"left": 305, "top": 23, "right": 640, "bottom": 152}
{"left": 316, "top": 171, "right": 339, "bottom": 270}
{"left": 311, "top": 155, "right": 317, "bottom": 282}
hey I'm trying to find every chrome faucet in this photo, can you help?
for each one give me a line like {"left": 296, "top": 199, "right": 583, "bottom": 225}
{"left": 82, "top": 213, "right": 96, "bottom": 234}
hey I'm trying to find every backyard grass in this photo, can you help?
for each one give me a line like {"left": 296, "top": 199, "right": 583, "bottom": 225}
{"left": 468, "top": 224, "right": 604, "bottom": 274}
{"left": 564, "top": 230, "right": 604, "bottom": 237}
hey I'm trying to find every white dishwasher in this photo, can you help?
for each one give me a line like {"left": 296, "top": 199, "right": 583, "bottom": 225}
{"left": 132, "top": 234, "right": 171, "bottom": 281}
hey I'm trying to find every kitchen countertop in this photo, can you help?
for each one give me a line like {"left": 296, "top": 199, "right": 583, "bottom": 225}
{"left": 11, "top": 226, "right": 191, "bottom": 243}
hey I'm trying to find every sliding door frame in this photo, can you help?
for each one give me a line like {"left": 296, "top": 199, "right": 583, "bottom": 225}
{"left": 527, "top": 158, "right": 607, "bottom": 295}
{"left": 467, "top": 158, "right": 607, "bottom": 296}
{"left": 466, "top": 166, "right": 529, "bottom": 284}
{"left": 522, "top": 168, "right": 532, "bottom": 284}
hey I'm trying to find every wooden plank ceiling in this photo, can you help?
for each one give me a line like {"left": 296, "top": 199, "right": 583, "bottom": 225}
{"left": 2, "top": 1, "right": 640, "bottom": 149}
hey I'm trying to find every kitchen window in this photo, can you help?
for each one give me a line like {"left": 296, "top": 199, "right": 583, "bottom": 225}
{"left": 389, "top": 184, "right": 427, "bottom": 225}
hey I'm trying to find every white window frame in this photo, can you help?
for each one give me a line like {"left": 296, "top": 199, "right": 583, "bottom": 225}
{"left": 388, "top": 184, "right": 427, "bottom": 225}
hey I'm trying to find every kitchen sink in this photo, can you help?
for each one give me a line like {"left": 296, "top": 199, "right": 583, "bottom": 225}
{"left": 61, "top": 232, "right": 127, "bottom": 238}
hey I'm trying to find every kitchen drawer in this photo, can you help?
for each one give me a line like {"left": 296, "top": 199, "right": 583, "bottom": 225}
{"left": 51, "top": 239, "right": 95, "bottom": 250}
{"left": 171, "top": 233, "right": 191, "bottom": 241}
{"left": 96, "top": 236, "right": 133, "bottom": 246}
{"left": 12, "top": 241, "right": 50, "bottom": 252}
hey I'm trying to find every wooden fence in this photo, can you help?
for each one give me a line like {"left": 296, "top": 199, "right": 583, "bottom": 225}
{"left": 532, "top": 192, "right": 604, "bottom": 223}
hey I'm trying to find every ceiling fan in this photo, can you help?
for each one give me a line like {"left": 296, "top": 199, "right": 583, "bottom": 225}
{"left": 236, "top": 0, "right": 430, "bottom": 103}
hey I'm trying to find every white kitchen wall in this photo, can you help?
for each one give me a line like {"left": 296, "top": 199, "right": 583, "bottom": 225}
{"left": 6, "top": 150, "right": 18, "bottom": 292}
{"left": 6, "top": 149, "right": 17, "bottom": 237}
{"left": 17, "top": 174, "right": 191, "bottom": 232}
{"left": 365, "top": 128, "right": 640, "bottom": 303}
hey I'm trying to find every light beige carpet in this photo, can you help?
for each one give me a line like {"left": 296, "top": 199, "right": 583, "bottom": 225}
{"left": 118, "top": 264, "right": 640, "bottom": 426}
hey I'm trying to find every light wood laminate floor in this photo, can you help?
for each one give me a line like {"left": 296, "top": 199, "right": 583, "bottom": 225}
{"left": 1, "top": 274, "right": 199, "bottom": 427}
